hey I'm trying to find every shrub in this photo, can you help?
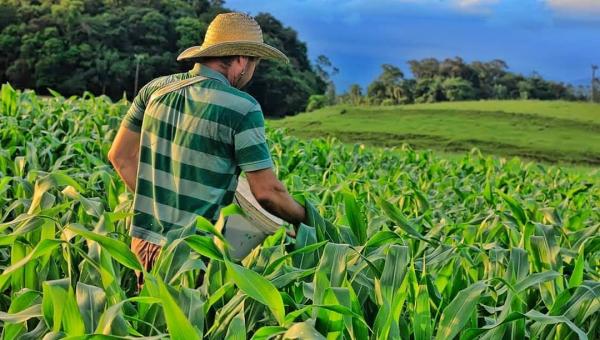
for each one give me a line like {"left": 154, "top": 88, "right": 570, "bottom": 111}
{"left": 305, "top": 94, "right": 327, "bottom": 112}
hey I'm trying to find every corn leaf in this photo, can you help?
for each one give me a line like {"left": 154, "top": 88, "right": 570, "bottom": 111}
{"left": 224, "top": 260, "right": 285, "bottom": 326}
{"left": 434, "top": 281, "right": 487, "bottom": 340}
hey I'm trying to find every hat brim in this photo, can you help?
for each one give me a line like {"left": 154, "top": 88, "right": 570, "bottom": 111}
{"left": 177, "top": 41, "right": 289, "bottom": 63}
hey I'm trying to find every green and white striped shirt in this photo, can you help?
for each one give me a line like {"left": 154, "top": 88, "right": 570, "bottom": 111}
{"left": 122, "top": 63, "right": 273, "bottom": 245}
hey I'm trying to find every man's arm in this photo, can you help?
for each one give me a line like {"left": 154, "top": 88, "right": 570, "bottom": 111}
{"left": 108, "top": 126, "right": 141, "bottom": 192}
{"left": 109, "top": 79, "right": 151, "bottom": 192}
{"left": 232, "top": 105, "right": 305, "bottom": 231}
{"left": 245, "top": 168, "right": 307, "bottom": 230}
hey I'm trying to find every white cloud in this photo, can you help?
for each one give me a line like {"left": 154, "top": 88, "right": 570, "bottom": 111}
{"left": 452, "top": 0, "right": 500, "bottom": 13}
{"left": 546, "top": 0, "right": 600, "bottom": 13}
{"left": 334, "top": 0, "right": 502, "bottom": 17}
{"left": 455, "top": 0, "right": 499, "bottom": 7}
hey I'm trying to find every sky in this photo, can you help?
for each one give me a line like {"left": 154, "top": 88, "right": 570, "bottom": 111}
{"left": 224, "top": 0, "right": 600, "bottom": 92}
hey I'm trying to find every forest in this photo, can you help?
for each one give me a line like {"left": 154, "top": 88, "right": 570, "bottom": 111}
{"left": 0, "top": 0, "right": 327, "bottom": 116}
{"left": 331, "top": 58, "right": 588, "bottom": 109}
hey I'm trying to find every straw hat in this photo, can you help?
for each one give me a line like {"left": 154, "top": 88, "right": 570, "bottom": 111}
{"left": 177, "top": 13, "right": 289, "bottom": 63}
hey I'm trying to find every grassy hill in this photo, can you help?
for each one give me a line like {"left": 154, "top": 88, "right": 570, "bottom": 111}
{"left": 268, "top": 100, "right": 600, "bottom": 165}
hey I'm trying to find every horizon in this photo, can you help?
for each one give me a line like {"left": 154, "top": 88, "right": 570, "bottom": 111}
{"left": 226, "top": 0, "right": 600, "bottom": 93}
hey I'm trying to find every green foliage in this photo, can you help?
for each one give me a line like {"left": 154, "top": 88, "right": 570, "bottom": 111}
{"left": 352, "top": 57, "right": 585, "bottom": 106}
{"left": 414, "top": 77, "right": 445, "bottom": 103}
{"left": 0, "top": 1, "right": 325, "bottom": 116}
{"left": 245, "top": 13, "right": 327, "bottom": 116}
{"left": 365, "top": 64, "right": 412, "bottom": 105}
{"left": 441, "top": 77, "right": 476, "bottom": 101}
{"left": 306, "top": 94, "right": 328, "bottom": 112}
{"left": 0, "top": 85, "right": 599, "bottom": 338}
{"left": 348, "top": 84, "right": 363, "bottom": 105}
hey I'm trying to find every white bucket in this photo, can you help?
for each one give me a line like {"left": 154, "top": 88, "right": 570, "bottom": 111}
{"left": 224, "top": 176, "right": 284, "bottom": 259}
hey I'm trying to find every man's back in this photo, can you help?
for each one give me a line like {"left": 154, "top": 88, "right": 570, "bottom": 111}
{"left": 121, "top": 64, "right": 273, "bottom": 245}
{"left": 108, "top": 13, "right": 306, "bottom": 289}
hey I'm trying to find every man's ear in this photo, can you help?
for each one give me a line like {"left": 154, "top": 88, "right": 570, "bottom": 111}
{"left": 237, "top": 55, "right": 249, "bottom": 68}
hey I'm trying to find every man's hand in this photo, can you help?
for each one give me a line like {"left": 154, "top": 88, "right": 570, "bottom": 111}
{"left": 245, "top": 168, "right": 307, "bottom": 234}
{"left": 108, "top": 125, "right": 141, "bottom": 192}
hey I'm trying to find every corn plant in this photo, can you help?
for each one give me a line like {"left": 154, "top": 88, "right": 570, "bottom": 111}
{"left": 0, "top": 83, "right": 598, "bottom": 339}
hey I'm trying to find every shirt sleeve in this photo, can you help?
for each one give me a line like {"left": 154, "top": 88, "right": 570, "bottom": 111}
{"left": 234, "top": 108, "right": 274, "bottom": 172}
{"left": 121, "top": 84, "right": 152, "bottom": 133}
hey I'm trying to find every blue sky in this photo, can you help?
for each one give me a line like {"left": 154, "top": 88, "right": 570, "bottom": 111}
{"left": 225, "top": 0, "right": 600, "bottom": 92}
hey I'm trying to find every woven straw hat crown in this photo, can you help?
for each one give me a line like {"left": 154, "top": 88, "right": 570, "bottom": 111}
{"left": 177, "top": 13, "right": 289, "bottom": 63}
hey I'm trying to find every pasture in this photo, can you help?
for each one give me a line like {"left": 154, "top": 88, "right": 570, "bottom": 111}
{"left": 269, "top": 100, "right": 600, "bottom": 166}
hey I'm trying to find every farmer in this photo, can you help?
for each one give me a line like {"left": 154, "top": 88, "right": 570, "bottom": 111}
{"left": 108, "top": 12, "right": 307, "bottom": 287}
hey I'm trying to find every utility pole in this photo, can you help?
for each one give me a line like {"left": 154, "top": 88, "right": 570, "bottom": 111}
{"left": 134, "top": 54, "right": 147, "bottom": 96}
{"left": 592, "top": 65, "right": 598, "bottom": 103}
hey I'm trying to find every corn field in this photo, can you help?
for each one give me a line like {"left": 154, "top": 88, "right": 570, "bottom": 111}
{"left": 0, "top": 83, "right": 598, "bottom": 339}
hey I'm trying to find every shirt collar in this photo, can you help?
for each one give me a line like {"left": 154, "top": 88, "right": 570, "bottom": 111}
{"left": 189, "top": 63, "right": 231, "bottom": 86}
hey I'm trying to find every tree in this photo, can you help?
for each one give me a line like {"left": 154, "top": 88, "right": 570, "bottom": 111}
{"left": 367, "top": 80, "right": 387, "bottom": 105}
{"left": 254, "top": 13, "right": 311, "bottom": 71}
{"left": 174, "top": 16, "right": 207, "bottom": 51}
{"left": 0, "top": 1, "right": 328, "bottom": 116}
{"left": 518, "top": 80, "right": 534, "bottom": 100}
{"left": 471, "top": 60, "right": 508, "bottom": 99}
{"left": 247, "top": 60, "right": 321, "bottom": 116}
{"left": 442, "top": 77, "right": 476, "bottom": 101}
{"left": 314, "top": 55, "right": 338, "bottom": 105}
{"left": 440, "top": 57, "right": 468, "bottom": 78}
{"left": 377, "top": 64, "right": 404, "bottom": 85}
{"left": 306, "top": 94, "right": 327, "bottom": 112}
{"left": 248, "top": 13, "right": 328, "bottom": 115}
{"left": 408, "top": 58, "right": 440, "bottom": 79}
{"left": 93, "top": 49, "right": 120, "bottom": 95}
{"left": 362, "top": 57, "right": 579, "bottom": 105}
{"left": 0, "top": 3, "right": 17, "bottom": 31}
{"left": 367, "top": 64, "right": 409, "bottom": 105}
{"left": 349, "top": 84, "right": 363, "bottom": 105}
{"left": 492, "top": 84, "right": 509, "bottom": 99}
{"left": 496, "top": 73, "right": 524, "bottom": 99}
{"left": 414, "top": 77, "right": 445, "bottom": 103}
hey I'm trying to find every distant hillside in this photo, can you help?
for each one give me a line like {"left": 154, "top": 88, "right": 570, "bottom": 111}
{"left": 268, "top": 100, "right": 600, "bottom": 165}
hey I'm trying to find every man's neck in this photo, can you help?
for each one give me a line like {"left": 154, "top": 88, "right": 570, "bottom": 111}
{"left": 200, "top": 62, "right": 231, "bottom": 82}
{"left": 191, "top": 63, "right": 234, "bottom": 87}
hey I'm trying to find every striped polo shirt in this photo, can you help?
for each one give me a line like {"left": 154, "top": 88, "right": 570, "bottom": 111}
{"left": 121, "top": 63, "right": 273, "bottom": 245}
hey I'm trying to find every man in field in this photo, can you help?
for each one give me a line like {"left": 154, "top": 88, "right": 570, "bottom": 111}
{"left": 108, "top": 13, "right": 306, "bottom": 287}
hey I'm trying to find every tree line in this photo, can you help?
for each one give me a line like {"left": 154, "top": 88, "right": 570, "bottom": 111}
{"left": 1, "top": 1, "right": 591, "bottom": 116}
{"left": 0, "top": 0, "right": 326, "bottom": 117}
{"left": 334, "top": 57, "right": 588, "bottom": 107}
